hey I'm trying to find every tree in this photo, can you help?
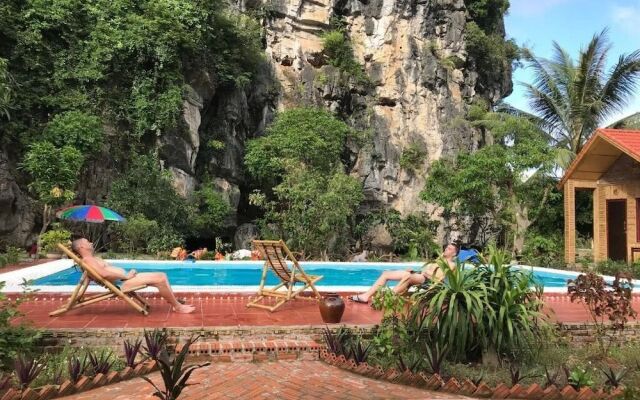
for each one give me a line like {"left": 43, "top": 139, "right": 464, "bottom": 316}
{"left": 21, "top": 142, "right": 84, "bottom": 252}
{"left": 421, "top": 103, "right": 556, "bottom": 252}
{"left": 245, "top": 107, "right": 363, "bottom": 257}
{"left": 43, "top": 111, "right": 104, "bottom": 154}
{"left": 249, "top": 165, "right": 363, "bottom": 258}
{"left": 106, "top": 154, "right": 192, "bottom": 234}
{"left": 522, "top": 30, "right": 640, "bottom": 160}
{"left": 0, "top": 57, "right": 12, "bottom": 120}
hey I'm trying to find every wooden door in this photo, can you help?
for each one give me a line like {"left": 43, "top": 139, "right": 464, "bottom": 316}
{"left": 607, "top": 199, "right": 627, "bottom": 262}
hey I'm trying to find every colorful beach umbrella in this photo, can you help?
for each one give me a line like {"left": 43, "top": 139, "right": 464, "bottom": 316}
{"left": 56, "top": 205, "right": 125, "bottom": 223}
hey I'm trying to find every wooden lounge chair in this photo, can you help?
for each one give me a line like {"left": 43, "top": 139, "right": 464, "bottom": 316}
{"left": 246, "top": 240, "right": 323, "bottom": 312}
{"left": 49, "top": 243, "right": 150, "bottom": 316}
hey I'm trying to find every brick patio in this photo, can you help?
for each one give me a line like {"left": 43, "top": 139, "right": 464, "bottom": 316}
{"left": 58, "top": 361, "right": 471, "bottom": 400}
{"left": 14, "top": 292, "right": 640, "bottom": 329}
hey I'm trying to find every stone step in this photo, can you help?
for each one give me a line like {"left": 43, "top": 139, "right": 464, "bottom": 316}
{"left": 177, "top": 339, "right": 323, "bottom": 362}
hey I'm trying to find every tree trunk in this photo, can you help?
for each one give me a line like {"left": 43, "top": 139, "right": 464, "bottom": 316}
{"left": 36, "top": 204, "right": 51, "bottom": 257}
{"left": 513, "top": 201, "right": 531, "bottom": 256}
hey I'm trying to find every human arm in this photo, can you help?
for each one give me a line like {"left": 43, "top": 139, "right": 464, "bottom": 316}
{"left": 85, "top": 257, "right": 136, "bottom": 281}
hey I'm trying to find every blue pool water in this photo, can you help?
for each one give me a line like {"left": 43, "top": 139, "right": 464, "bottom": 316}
{"left": 33, "top": 261, "right": 577, "bottom": 288}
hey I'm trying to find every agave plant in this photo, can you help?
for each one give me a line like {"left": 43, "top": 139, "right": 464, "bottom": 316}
{"left": 347, "top": 336, "right": 371, "bottom": 364}
{"left": 600, "top": 365, "right": 628, "bottom": 388}
{"left": 0, "top": 373, "right": 10, "bottom": 390}
{"left": 67, "top": 354, "right": 88, "bottom": 383}
{"left": 124, "top": 338, "right": 143, "bottom": 368}
{"left": 13, "top": 355, "right": 44, "bottom": 390}
{"left": 142, "top": 335, "right": 210, "bottom": 400}
{"left": 543, "top": 366, "right": 562, "bottom": 388}
{"left": 143, "top": 329, "right": 169, "bottom": 360}
{"left": 396, "top": 352, "right": 424, "bottom": 373}
{"left": 87, "top": 350, "right": 115, "bottom": 376}
{"left": 507, "top": 362, "right": 539, "bottom": 386}
{"left": 322, "top": 326, "right": 349, "bottom": 357}
{"left": 423, "top": 340, "right": 448, "bottom": 375}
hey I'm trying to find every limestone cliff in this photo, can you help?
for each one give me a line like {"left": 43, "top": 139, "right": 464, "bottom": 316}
{"left": 0, "top": 0, "right": 513, "bottom": 247}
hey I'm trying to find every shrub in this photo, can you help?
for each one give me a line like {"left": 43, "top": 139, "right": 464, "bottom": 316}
{"left": 595, "top": 259, "right": 640, "bottom": 279}
{"left": 568, "top": 272, "right": 637, "bottom": 356}
{"left": 0, "top": 254, "right": 7, "bottom": 268}
{"left": 399, "top": 144, "right": 427, "bottom": 172}
{"left": 146, "top": 227, "right": 185, "bottom": 256}
{"left": 521, "top": 234, "right": 564, "bottom": 269}
{"left": 245, "top": 107, "right": 354, "bottom": 181}
{"left": 107, "top": 155, "right": 192, "bottom": 235}
{"left": 13, "top": 355, "right": 44, "bottom": 390}
{"left": 5, "top": 246, "right": 23, "bottom": 265}
{"left": 0, "top": 282, "right": 41, "bottom": 369}
{"left": 191, "top": 184, "right": 231, "bottom": 237}
{"left": 40, "top": 229, "right": 72, "bottom": 253}
{"left": 112, "top": 215, "right": 160, "bottom": 254}
{"left": 43, "top": 111, "right": 104, "bottom": 154}
{"left": 321, "top": 30, "right": 368, "bottom": 84}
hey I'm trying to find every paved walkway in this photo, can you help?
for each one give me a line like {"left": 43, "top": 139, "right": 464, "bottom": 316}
{"left": 60, "top": 361, "right": 470, "bottom": 400}
{"left": 13, "top": 292, "right": 640, "bottom": 329}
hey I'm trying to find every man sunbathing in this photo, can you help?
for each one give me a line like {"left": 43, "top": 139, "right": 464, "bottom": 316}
{"left": 349, "top": 243, "right": 458, "bottom": 303}
{"left": 72, "top": 238, "right": 195, "bottom": 313}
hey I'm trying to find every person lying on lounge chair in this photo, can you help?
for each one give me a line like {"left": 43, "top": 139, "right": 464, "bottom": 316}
{"left": 72, "top": 238, "right": 195, "bottom": 313}
{"left": 349, "top": 243, "right": 458, "bottom": 304}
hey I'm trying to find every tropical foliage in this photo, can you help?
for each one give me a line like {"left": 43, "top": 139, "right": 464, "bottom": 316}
{"left": 522, "top": 30, "right": 640, "bottom": 159}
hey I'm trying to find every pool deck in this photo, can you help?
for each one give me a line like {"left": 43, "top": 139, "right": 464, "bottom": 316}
{"left": 13, "top": 292, "right": 640, "bottom": 329}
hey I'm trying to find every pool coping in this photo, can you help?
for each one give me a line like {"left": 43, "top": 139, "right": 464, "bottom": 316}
{"left": 2, "top": 259, "right": 639, "bottom": 294}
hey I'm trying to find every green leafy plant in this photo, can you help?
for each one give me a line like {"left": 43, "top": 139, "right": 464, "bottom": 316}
{"left": 399, "top": 144, "right": 427, "bottom": 172}
{"left": 346, "top": 336, "right": 371, "bottom": 364}
{"left": 412, "top": 258, "right": 489, "bottom": 361}
{"left": 565, "top": 366, "right": 594, "bottom": 390}
{"left": 43, "top": 111, "right": 104, "bottom": 154}
{"left": 21, "top": 142, "right": 84, "bottom": 253}
{"left": 40, "top": 229, "right": 72, "bottom": 253}
{"left": 478, "top": 245, "right": 547, "bottom": 360}
{"left": 142, "top": 335, "right": 210, "bottom": 400}
{"left": 322, "top": 326, "right": 350, "bottom": 357}
{"left": 0, "top": 281, "right": 41, "bottom": 369}
{"left": 321, "top": 30, "right": 368, "bottom": 84}
{"left": 5, "top": 246, "right": 23, "bottom": 265}
{"left": 507, "top": 362, "right": 539, "bottom": 385}
{"left": 423, "top": 339, "right": 448, "bottom": 375}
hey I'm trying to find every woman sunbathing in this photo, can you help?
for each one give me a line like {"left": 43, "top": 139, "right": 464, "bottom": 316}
{"left": 349, "top": 243, "right": 458, "bottom": 303}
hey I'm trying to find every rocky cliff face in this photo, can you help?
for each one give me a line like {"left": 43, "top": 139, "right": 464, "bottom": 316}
{"left": 0, "top": 0, "right": 512, "bottom": 247}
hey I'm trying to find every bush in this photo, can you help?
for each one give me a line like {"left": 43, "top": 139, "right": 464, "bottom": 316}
{"left": 321, "top": 30, "right": 368, "bottom": 84}
{"left": 0, "top": 254, "right": 7, "bottom": 268}
{"left": 146, "top": 227, "right": 185, "bottom": 255}
{"left": 0, "top": 282, "right": 41, "bottom": 370}
{"left": 245, "top": 107, "right": 354, "bottom": 181}
{"left": 111, "top": 215, "right": 160, "bottom": 254}
{"left": 107, "top": 155, "right": 192, "bottom": 234}
{"left": 40, "top": 229, "right": 72, "bottom": 253}
{"left": 5, "top": 246, "right": 23, "bottom": 265}
{"left": 191, "top": 184, "right": 231, "bottom": 237}
{"left": 399, "top": 144, "right": 427, "bottom": 172}
{"left": 521, "top": 234, "right": 564, "bottom": 269}
{"left": 595, "top": 260, "right": 640, "bottom": 279}
{"left": 411, "top": 245, "right": 547, "bottom": 362}
{"left": 43, "top": 111, "right": 104, "bottom": 154}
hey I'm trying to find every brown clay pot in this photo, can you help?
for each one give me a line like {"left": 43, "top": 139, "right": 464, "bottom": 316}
{"left": 318, "top": 293, "right": 345, "bottom": 323}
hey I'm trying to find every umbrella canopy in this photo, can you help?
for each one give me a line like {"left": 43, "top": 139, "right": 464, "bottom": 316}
{"left": 57, "top": 205, "right": 125, "bottom": 223}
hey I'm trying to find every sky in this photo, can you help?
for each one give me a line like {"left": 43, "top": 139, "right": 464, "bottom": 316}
{"left": 503, "top": 0, "right": 640, "bottom": 126}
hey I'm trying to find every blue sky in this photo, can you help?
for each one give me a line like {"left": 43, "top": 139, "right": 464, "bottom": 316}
{"left": 503, "top": 0, "right": 640, "bottom": 125}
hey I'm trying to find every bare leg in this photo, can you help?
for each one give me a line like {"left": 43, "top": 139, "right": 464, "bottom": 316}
{"left": 356, "top": 270, "right": 411, "bottom": 302}
{"left": 122, "top": 273, "right": 195, "bottom": 313}
{"left": 393, "top": 273, "right": 426, "bottom": 295}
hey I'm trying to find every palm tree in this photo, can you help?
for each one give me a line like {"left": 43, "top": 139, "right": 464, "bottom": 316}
{"left": 522, "top": 29, "right": 640, "bottom": 161}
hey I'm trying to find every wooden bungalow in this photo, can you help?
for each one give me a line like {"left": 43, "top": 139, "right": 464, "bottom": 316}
{"left": 559, "top": 128, "right": 640, "bottom": 264}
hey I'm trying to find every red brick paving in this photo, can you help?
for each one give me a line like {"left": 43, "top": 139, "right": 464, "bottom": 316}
{"left": 13, "top": 292, "right": 640, "bottom": 329}
{"left": 59, "top": 361, "right": 471, "bottom": 400}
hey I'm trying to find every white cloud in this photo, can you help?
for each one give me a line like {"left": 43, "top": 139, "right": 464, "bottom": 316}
{"left": 509, "top": 0, "right": 574, "bottom": 16}
{"left": 611, "top": 1, "right": 640, "bottom": 34}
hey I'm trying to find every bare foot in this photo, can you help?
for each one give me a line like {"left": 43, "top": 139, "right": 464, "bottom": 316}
{"left": 173, "top": 304, "right": 196, "bottom": 314}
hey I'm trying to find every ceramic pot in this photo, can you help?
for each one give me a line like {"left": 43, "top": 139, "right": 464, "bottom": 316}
{"left": 318, "top": 293, "right": 345, "bottom": 323}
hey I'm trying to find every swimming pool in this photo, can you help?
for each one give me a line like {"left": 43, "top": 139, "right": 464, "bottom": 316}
{"left": 0, "top": 259, "right": 622, "bottom": 293}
